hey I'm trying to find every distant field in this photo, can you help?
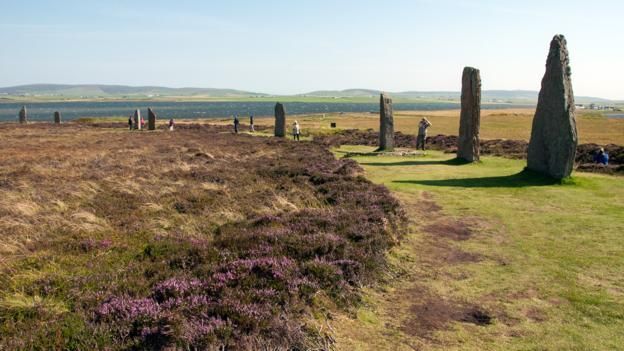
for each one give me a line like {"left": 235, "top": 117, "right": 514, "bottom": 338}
{"left": 226, "top": 108, "right": 624, "bottom": 145}
{"left": 0, "top": 95, "right": 454, "bottom": 104}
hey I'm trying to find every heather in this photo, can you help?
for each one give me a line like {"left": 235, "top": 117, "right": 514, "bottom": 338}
{"left": 0, "top": 124, "right": 405, "bottom": 350}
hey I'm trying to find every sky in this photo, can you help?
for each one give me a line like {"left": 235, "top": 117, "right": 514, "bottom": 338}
{"left": 0, "top": 0, "right": 622, "bottom": 99}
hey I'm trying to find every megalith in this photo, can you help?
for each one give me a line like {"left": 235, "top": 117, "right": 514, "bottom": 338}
{"left": 274, "top": 103, "right": 286, "bottom": 137}
{"left": 148, "top": 108, "right": 157, "bottom": 131}
{"left": 19, "top": 106, "right": 27, "bottom": 124}
{"left": 133, "top": 109, "right": 142, "bottom": 130}
{"left": 457, "top": 67, "right": 481, "bottom": 162}
{"left": 527, "top": 35, "right": 578, "bottom": 179}
{"left": 54, "top": 111, "right": 62, "bottom": 124}
{"left": 378, "top": 93, "right": 394, "bottom": 151}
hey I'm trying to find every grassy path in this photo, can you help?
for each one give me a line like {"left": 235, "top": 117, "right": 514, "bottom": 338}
{"left": 330, "top": 146, "right": 624, "bottom": 351}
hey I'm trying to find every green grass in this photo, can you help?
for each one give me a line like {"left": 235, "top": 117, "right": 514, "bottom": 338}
{"left": 332, "top": 146, "right": 624, "bottom": 351}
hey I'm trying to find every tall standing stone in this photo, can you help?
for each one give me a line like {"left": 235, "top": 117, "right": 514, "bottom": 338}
{"left": 133, "top": 109, "right": 142, "bottom": 130}
{"left": 54, "top": 111, "right": 62, "bottom": 124}
{"left": 148, "top": 108, "right": 157, "bottom": 131}
{"left": 378, "top": 93, "right": 394, "bottom": 151}
{"left": 19, "top": 106, "right": 27, "bottom": 124}
{"left": 274, "top": 103, "right": 286, "bottom": 137}
{"left": 527, "top": 35, "right": 578, "bottom": 179}
{"left": 457, "top": 67, "right": 481, "bottom": 162}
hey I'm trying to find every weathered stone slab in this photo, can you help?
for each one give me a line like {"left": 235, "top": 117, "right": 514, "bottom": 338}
{"left": 19, "top": 106, "right": 27, "bottom": 124}
{"left": 274, "top": 103, "right": 286, "bottom": 137}
{"left": 378, "top": 93, "right": 394, "bottom": 151}
{"left": 148, "top": 108, "right": 157, "bottom": 131}
{"left": 54, "top": 111, "right": 61, "bottom": 124}
{"left": 457, "top": 67, "right": 481, "bottom": 162}
{"left": 133, "top": 109, "right": 142, "bottom": 130}
{"left": 527, "top": 35, "right": 578, "bottom": 179}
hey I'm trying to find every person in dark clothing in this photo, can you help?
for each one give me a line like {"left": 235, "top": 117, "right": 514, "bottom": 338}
{"left": 594, "top": 147, "right": 609, "bottom": 165}
{"left": 416, "top": 117, "right": 432, "bottom": 151}
{"left": 128, "top": 116, "right": 133, "bottom": 130}
{"left": 233, "top": 115, "right": 240, "bottom": 134}
{"left": 249, "top": 115, "right": 255, "bottom": 132}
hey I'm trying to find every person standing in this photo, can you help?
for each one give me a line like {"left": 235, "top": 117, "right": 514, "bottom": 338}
{"left": 168, "top": 118, "right": 175, "bottom": 131}
{"left": 416, "top": 117, "right": 432, "bottom": 151}
{"left": 293, "top": 120, "right": 301, "bottom": 141}
{"left": 249, "top": 114, "right": 255, "bottom": 132}
{"left": 233, "top": 115, "right": 240, "bottom": 134}
{"left": 128, "top": 115, "right": 133, "bottom": 130}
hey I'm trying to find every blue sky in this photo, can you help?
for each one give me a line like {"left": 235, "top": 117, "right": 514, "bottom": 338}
{"left": 0, "top": 0, "right": 622, "bottom": 99}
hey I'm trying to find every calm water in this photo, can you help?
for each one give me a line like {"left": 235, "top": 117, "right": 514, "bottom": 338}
{"left": 0, "top": 101, "right": 531, "bottom": 122}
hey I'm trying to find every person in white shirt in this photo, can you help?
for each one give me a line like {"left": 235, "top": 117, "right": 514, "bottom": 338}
{"left": 293, "top": 121, "right": 301, "bottom": 141}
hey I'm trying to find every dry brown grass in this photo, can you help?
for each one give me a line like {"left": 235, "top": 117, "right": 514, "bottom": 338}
{"left": 0, "top": 124, "right": 309, "bottom": 261}
{"left": 215, "top": 108, "right": 624, "bottom": 145}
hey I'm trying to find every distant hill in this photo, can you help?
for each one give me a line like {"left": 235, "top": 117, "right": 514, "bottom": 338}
{"left": 0, "top": 84, "right": 615, "bottom": 104}
{"left": 301, "top": 89, "right": 613, "bottom": 104}
{"left": 0, "top": 84, "right": 268, "bottom": 98}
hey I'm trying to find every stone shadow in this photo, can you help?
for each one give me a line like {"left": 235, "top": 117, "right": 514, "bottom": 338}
{"left": 394, "top": 169, "right": 561, "bottom": 188}
{"left": 361, "top": 157, "right": 472, "bottom": 167}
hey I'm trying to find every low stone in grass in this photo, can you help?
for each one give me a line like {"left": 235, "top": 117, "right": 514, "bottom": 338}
{"left": 148, "top": 108, "right": 157, "bottom": 131}
{"left": 378, "top": 93, "right": 394, "bottom": 152}
{"left": 133, "top": 109, "right": 142, "bottom": 130}
{"left": 275, "top": 103, "right": 286, "bottom": 137}
{"left": 19, "top": 106, "right": 27, "bottom": 124}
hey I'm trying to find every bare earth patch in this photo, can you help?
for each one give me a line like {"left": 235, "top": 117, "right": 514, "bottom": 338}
{"left": 402, "top": 293, "right": 493, "bottom": 339}
{"left": 423, "top": 220, "right": 474, "bottom": 241}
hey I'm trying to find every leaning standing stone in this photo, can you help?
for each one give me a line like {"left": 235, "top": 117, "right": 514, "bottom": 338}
{"left": 378, "top": 93, "right": 394, "bottom": 151}
{"left": 19, "top": 106, "right": 27, "bottom": 124}
{"left": 148, "top": 108, "right": 157, "bottom": 131}
{"left": 527, "top": 34, "right": 578, "bottom": 179}
{"left": 457, "top": 67, "right": 481, "bottom": 162}
{"left": 133, "top": 109, "right": 141, "bottom": 130}
{"left": 274, "top": 103, "right": 286, "bottom": 137}
{"left": 54, "top": 111, "right": 62, "bottom": 124}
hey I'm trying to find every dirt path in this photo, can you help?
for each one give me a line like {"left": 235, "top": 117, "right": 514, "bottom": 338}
{"left": 331, "top": 190, "right": 499, "bottom": 350}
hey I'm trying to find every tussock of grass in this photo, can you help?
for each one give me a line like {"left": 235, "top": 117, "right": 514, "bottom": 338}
{"left": 0, "top": 292, "right": 68, "bottom": 316}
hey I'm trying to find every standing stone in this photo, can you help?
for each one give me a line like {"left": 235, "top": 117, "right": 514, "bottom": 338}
{"left": 274, "top": 103, "right": 286, "bottom": 137}
{"left": 148, "top": 108, "right": 157, "bottom": 131}
{"left": 54, "top": 111, "right": 62, "bottom": 124}
{"left": 19, "top": 106, "right": 27, "bottom": 124}
{"left": 457, "top": 67, "right": 481, "bottom": 162}
{"left": 378, "top": 93, "right": 394, "bottom": 151}
{"left": 133, "top": 109, "right": 142, "bottom": 130}
{"left": 527, "top": 35, "right": 578, "bottom": 179}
